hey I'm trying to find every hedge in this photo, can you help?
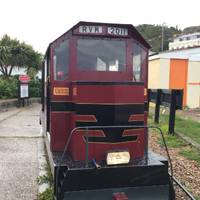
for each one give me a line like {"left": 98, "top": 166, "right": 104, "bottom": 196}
{"left": 0, "top": 75, "right": 41, "bottom": 99}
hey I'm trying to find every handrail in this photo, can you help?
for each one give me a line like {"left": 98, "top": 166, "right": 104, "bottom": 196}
{"left": 55, "top": 125, "right": 173, "bottom": 198}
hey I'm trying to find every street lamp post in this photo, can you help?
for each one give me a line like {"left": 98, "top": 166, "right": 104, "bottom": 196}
{"left": 161, "top": 22, "right": 166, "bottom": 51}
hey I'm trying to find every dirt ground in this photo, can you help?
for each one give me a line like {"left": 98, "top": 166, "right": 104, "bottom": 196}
{"left": 177, "top": 108, "right": 200, "bottom": 123}
{"left": 149, "top": 131, "right": 200, "bottom": 199}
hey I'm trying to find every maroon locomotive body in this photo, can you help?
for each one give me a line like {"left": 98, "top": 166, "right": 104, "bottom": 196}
{"left": 41, "top": 21, "right": 174, "bottom": 200}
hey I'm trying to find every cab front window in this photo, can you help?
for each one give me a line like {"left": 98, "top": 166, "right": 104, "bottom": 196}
{"left": 77, "top": 39, "right": 126, "bottom": 72}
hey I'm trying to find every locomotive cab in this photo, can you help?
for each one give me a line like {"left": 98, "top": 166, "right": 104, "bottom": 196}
{"left": 41, "top": 21, "right": 174, "bottom": 200}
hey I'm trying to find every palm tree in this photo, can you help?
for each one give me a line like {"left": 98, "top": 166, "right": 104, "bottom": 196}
{"left": 0, "top": 34, "right": 42, "bottom": 78}
{"left": 0, "top": 45, "right": 10, "bottom": 77}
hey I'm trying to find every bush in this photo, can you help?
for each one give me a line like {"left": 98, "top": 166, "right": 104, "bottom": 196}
{"left": 29, "top": 78, "right": 41, "bottom": 97}
{"left": 0, "top": 76, "right": 18, "bottom": 99}
{"left": 0, "top": 75, "right": 41, "bottom": 99}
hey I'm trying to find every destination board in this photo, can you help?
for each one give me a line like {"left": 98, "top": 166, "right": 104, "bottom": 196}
{"left": 79, "top": 26, "right": 103, "bottom": 34}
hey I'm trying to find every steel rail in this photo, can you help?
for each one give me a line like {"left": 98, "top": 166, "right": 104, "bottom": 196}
{"left": 170, "top": 175, "right": 196, "bottom": 200}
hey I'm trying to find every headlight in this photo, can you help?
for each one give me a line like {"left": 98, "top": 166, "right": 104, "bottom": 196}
{"left": 106, "top": 150, "right": 130, "bottom": 165}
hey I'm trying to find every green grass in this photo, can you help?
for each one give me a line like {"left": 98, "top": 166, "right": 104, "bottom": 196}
{"left": 148, "top": 113, "right": 186, "bottom": 148}
{"left": 158, "top": 134, "right": 185, "bottom": 148}
{"left": 175, "top": 117, "right": 200, "bottom": 144}
{"left": 180, "top": 146, "right": 200, "bottom": 165}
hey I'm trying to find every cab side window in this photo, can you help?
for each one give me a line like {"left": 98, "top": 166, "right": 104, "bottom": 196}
{"left": 53, "top": 40, "right": 69, "bottom": 81}
{"left": 133, "top": 42, "right": 147, "bottom": 82}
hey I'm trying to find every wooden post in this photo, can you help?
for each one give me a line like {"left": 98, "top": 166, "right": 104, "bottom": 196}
{"left": 154, "top": 89, "right": 161, "bottom": 123}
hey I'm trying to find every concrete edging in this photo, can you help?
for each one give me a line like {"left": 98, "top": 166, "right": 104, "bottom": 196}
{"left": 37, "top": 137, "right": 49, "bottom": 194}
{"left": 176, "top": 132, "right": 200, "bottom": 151}
{"left": 0, "top": 98, "right": 41, "bottom": 111}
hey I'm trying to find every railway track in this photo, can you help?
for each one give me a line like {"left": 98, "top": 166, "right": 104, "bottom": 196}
{"left": 154, "top": 127, "right": 197, "bottom": 200}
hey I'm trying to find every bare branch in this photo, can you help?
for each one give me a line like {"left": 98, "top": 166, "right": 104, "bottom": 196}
{"left": 8, "top": 66, "right": 14, "bottom": 76}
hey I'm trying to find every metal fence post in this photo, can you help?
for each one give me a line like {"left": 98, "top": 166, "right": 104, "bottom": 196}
{"left": 168, "top": 90, "right": 177, "bottom": 135}
{"left": 145, "top": 127, "right": 149, "bottom": 165}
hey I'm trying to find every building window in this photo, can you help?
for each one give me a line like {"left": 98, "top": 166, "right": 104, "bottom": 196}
{"left": 53, "top": 40, "right": 69, "bottom": 81}
{"left": 77, "top": 39, "right": 126, "bottom": 72}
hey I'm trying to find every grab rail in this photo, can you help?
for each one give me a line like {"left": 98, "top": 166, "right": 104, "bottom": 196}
{"left": 55, "top": 125, "right": 173, "bottom": 198}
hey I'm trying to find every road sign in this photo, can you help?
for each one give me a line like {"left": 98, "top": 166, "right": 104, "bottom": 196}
{"left": 20, "top": 84, "right": 29, "bottom": 98}
{"left": 19, "top": 75, "right": 30, "bottom": 83}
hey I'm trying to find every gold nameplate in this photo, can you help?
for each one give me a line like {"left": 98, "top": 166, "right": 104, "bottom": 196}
{"left": 53, "top": 87, "right": 69, "bottom": 96}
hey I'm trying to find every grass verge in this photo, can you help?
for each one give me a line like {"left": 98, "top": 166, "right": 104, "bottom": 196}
{"left": 175, "top": 117, "right": 200, "bottom": 144}
{"left": 180, "top": 146, "right": 200, "bottom": 165}
{"left": 149, "top": 111, "right": 200, "bottom": 147}
{"left": 148, "top": 111, "right": 200, "bottom": 165}
{"left": 148, "top": 113, "right": 186, "bottom": 148}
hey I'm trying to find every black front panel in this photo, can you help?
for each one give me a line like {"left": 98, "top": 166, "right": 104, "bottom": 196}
{"left": 75, "top": 81, "right": 144, "bottom": 86}
{"left": 51, "top": 102, "right": 75, "bottom": 112}
{"left": 60, "top": 162, "right": 170, "bottom": 192}
{"left": 76, "top": 104, "right": 144, "bottom": 143}
{"left": 50, "top": 102, "right": 146, "bottom": 143}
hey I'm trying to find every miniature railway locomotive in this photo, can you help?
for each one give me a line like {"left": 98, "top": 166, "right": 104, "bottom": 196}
{"left": 41, "top": 21, "right": 174, "bottom": 200}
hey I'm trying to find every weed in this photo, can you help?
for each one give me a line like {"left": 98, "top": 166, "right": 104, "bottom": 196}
{"left": 37, "top": 144, "right": 54, "bottom": 200}
{"left": 38, "top": 187, "right": 54, "bottom": 200}
{"left": 37, "top": 174, "right": 49, "bottom": 185}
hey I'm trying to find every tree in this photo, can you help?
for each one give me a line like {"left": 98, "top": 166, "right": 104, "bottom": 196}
{"left": 0, "top": 34, "right": 42, "bottom": 78}
{"left": 136, "top": 24, "right": 181, "bottom": 52}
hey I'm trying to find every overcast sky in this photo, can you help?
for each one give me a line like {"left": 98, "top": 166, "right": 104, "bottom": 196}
{"left": 0, "top": 0, "right": 200, "bottom": 54}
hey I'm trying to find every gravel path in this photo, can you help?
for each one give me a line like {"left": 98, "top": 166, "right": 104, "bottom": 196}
{"left": 149, "top": 131, "right": 200, "bottom": 199}
{"left": 0, "top": 103, "right": 42, "bottom": 200}
{"left": 0, "top": 138, "right": 39, "bottom": 200}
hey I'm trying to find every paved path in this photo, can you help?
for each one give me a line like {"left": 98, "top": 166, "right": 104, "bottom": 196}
{"left": 0, "top": 103, "right": 42, "bottom": 200}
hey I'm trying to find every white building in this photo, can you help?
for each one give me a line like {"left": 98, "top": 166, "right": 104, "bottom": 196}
{"left": 169, "top": 32, "right": 200, "bottom": 50}
{"left": 149, "top": 47, "right": 200, "bottom": 108}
